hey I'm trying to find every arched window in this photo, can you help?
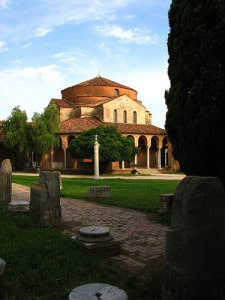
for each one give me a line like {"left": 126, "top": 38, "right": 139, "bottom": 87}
{"left": 123, "top": 110, "right": 127, "bottom": 123}
{"left": 133, "top": 111, "right": 137, "bottom": 124}
{"left": 113, "top": 109, "right": 117, "bottom": 123}
{"left": 114, "top": 89, "right": 119, "bottom": 97}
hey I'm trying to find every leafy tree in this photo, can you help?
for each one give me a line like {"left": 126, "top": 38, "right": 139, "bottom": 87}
{"left": 32, "top": 103, "right": 60, "bottom": 157}
{"left": 1, "top": 106, "right": 33, "bottom": 169}
{"left": 69, "top": 125, "right": 138, "bottom": 171}
{"left": 1, "top": 104, "right": 60, "bottom": 169}
{"left": 165, "top": 1, "right": 225, "bottom": 183}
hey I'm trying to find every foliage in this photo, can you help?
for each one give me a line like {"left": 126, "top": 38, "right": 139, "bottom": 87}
{"left": 12, "top": 175, "right": 180, "bottom": 213}
{"left": 1, "top": 106, "right": 33, "bottom": 168}
{"left": 1, "top": 106, "right": 33, "bottom": 154}
{"left": 32, "top": 103, "right": 60, "bottom": 155}
{"left": 69, "top": 125, "right": 139, "bottom": 166}
{"left": 165, "top": 1, "right": 225, "bottom": 183}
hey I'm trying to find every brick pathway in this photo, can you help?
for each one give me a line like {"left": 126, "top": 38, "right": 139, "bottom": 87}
{"left": 12, "top": 183, "right": 168, "bottom": 270}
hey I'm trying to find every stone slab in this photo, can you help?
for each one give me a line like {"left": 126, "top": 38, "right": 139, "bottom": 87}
{"left": 69, "top": 283, "right": 128, "bottom": 300}
{"left": 8, "top": 201, "right": 30, "bottom": 213}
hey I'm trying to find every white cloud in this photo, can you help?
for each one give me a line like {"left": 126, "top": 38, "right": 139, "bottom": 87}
{"left": 0, "top": 65, "right": 65, "bottom": 120}
{"left": 0, "top": 40, "right": 8, "bottom": 52}
{"left": 21, "top": 42, "right": 32, "bottom": 49}
{"left": 34, "top": 27, "right": 52, "bottom": 37}
{"left": 0, "top": 0, "right": 9, "bottom": 8}
{"left": 95, "top": 24, "right": 158, "bottom": 45}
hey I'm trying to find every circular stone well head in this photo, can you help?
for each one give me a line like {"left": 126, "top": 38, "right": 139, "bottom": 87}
{"left": 69, "top": 283, "right": 128, "bottom": 300}
{"left": 79, "top": 226, "right": 110, "bottom": 238}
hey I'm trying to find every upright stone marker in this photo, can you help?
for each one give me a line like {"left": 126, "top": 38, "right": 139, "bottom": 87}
{"left": 162, "top": 176, "right": 225, "bottom": 300}
{"left": 0, "top": 159, "right": 12, "bottom": 204}
{"left": 30, "top": 171, "right": 61, "bottom": 227}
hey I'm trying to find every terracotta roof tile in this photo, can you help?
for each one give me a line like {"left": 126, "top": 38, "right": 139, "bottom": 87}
{"left": 60, "top": 117, "right": 166, "bottom": 135}
{"left": 63, "top": 76, "right": 136, "bottom": 92}
{"left": 50, "top": 98, "right": 75, "bottom": 108}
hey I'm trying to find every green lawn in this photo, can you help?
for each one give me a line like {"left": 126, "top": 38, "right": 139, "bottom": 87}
{"left": 5, "top": 174, "right": 181, "bottom": 299}
{"left": 12, "top": 175, "right": 180, "bottom": 213}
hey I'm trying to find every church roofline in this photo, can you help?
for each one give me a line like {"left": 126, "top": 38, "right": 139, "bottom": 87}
{"left": 60, "top": 117, "right": 166, "bottom": 135}
{"left": 61, "top": 76, "right": 137, "bottom": 94}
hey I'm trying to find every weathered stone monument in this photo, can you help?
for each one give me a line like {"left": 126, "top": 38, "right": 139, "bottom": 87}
{"left": 30, "top": 171, "right": 61, "bottom": 227}
{"left": 69, "top": 283, "right": 128, "bottom": 300}
{"left": 0, "top": 159, "right": 12, "bottom": 204}
{"left": 162, "top": 176, "right": 225, "bottom": 300}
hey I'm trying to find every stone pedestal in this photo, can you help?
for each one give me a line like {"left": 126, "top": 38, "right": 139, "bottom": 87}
{"left": 72, "top": 226, "right": 120, "bottom": 256}
{"left": 69, "top": 283, "right": 128, "bottom": 300}
{"left": 0, "top": 159, "right": 12, "bottom": 204}
{"left": 162, "top": 176, "right": 225, "bottom": 300}
{"left": 30, "top": 171, "right": 61, "bottom": 227}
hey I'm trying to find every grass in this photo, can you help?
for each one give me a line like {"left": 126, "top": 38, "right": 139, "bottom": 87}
{"left": 0, "top": 205, "right": 123, "bottom": 299}
{"left": 12, "top": 175, "right": 180, "bottom": 213}
{"left": 7, "top": 174, "right": 181, "bottom": 299}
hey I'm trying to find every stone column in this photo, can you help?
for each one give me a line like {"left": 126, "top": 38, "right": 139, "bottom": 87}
{"left": 162, "top": 176, "right": 225, "bottom": 300}
{"left": 134, "top": 154, "right": 137, "bottom": 166}
{"left": 63, "top": 148, "right": 67, "bottom": 169}
{"left": 157, "top": 146, "right": 162, "bottom": 168}
{"left": 93, "top": 135, "right": 100, "bottom": 179}
{"left": 121, "top": 160, "right": 124, "bottom": 169}
{"left": 146, "top": 146, "right": 150, "bottom": 168}
{"left": 164, "top": 149, "right": 168, "bottom": 167}
{"left": 0, "top": 159, "right": 12, "bottom": 204}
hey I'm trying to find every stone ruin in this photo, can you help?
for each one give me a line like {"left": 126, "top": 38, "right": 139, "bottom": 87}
{"left": 88, "top": 185, "right": 111, "bottom": 199}
{"left": 0, "top": 159, "right": 12, "bottom": 204}
{"left": 162, "top": 176, "right": 225, "bottom": 300}
{"left": 72, "top": 225, "right": 120, "bottom": 256}
{"left": 30, "top": 171, "right": 61, "bottom": 227}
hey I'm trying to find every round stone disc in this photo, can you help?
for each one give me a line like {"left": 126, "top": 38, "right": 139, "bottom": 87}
{"left": 79, "top": 226, "right": 110, "bottom": 238}
{"left": 69, "top": 283, "right": 128, "bottom": 300}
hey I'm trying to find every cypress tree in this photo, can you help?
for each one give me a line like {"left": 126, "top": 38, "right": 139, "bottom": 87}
{"left": 165, "top": 0, "right": 225, "bottom": 183}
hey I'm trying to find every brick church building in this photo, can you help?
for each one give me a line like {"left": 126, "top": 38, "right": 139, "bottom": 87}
{"left": 39, "top": 75, "right": 172, "bottom": 173}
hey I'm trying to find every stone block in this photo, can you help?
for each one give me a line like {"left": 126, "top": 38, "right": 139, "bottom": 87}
{"left": 8, "top": 201, "right": 30, "bottom": 213}
{"left": 88, "top": 185, "right": 111, "bottom": 199}
{"left": 162, "top": 176, "right": 225, "bottom": 300}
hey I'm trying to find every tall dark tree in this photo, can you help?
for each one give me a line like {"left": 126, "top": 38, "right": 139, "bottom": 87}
{"left": 165, "top": 1, "right": 225, "bottom": 183}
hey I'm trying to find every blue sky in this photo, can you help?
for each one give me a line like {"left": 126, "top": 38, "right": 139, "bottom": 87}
{"left": 0, "top": 0, "right": 171, "bottom": 128}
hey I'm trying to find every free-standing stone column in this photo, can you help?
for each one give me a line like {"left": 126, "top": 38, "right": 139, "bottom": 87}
{"left": 30, "top": 171, "right": 61, "bottom": 227}
{"left": 0, "top": 159, "right": 12, "bottom": 204}
{"left": 162, "top": 176, "right": 225, "bottom": 300}
{"left": 93, "top": 135, "right": 100, "bottom": 179}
